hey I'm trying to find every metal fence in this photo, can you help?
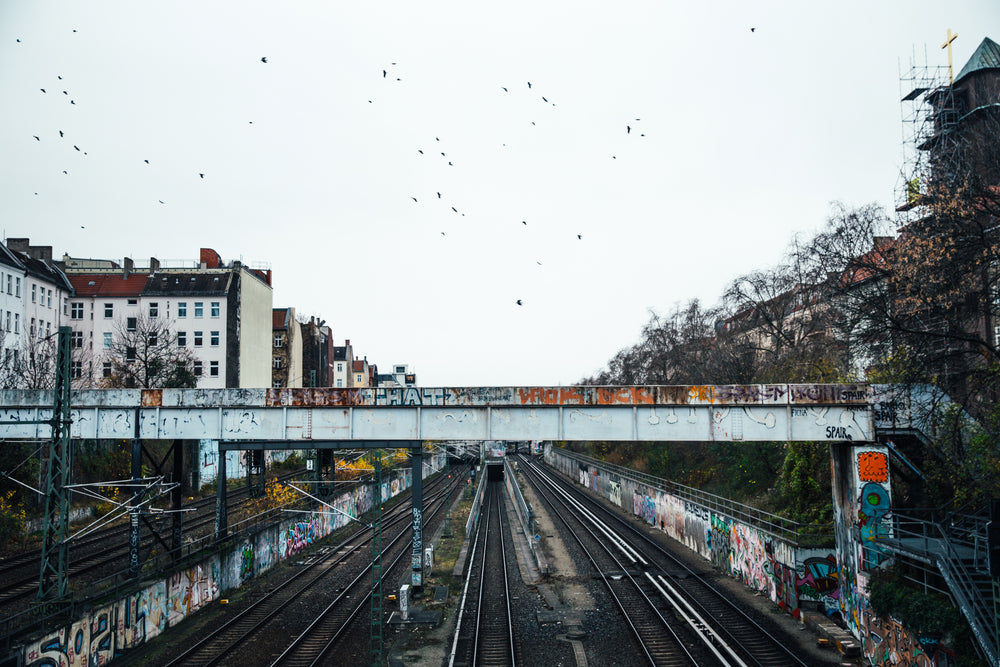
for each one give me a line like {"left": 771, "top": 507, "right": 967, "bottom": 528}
{"left": 553, "top": 448, "right": 834, "bottom": 548}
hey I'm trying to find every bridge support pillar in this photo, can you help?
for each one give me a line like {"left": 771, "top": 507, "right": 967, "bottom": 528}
{"left": 411, "top": 445, "right": 423, "bottom": 591}
{"left": 830, "top": 442, "right": 892, "bottom": 642}
{"left": 215, "top": 446, "right": 228, "bottom": 541}
{"left": 128, "top": 412, "right": 142, "bottom": 579}
{"left": 171, "top": 438, "right": 184, "bottom": 561}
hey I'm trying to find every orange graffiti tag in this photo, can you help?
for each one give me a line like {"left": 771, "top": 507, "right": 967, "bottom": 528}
{"left": 857, "top": 451, "right": 889, "bottom": 483}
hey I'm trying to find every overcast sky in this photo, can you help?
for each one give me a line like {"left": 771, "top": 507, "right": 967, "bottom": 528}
{"left": 2, "top": 2, "right": 997, "bottom": 386}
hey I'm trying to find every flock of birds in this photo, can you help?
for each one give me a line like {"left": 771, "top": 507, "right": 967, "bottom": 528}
{"left": 12, "top": 25, "right": 743, "bottom": 308}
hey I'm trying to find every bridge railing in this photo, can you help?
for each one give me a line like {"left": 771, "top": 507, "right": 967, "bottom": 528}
{"left": 465, "top": 470, "right": 487, "bottom": 539}
{"left": 555, "top": 448, "right": 834, "bottom": 547}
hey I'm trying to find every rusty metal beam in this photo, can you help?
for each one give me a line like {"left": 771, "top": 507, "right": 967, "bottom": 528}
{"left": 0, "top": 384, "right": 875, "bottom": 444}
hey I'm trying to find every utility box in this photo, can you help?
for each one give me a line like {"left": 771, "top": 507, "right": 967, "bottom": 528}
{"left": 399, "top": 584, "right": 410, "bottom": 621}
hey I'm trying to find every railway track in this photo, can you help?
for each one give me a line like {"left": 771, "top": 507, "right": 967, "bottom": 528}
{"left": 160, "top": 466, "right": 467, "bottom": 666}
{"left": 520, "top": 455, "right": 813, "bottom": 667}
{"left": 0, "top": 468, "right": 307, "bottom": 615}
{"left": 448, "top": 482, "right": 517, "bottom": 667}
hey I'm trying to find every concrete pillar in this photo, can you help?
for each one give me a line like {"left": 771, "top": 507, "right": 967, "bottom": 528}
{"left": 215, "top": 447, "right": 228, "bottom": 541}
{"left": 411, "top": 445, "right": 423, "bottom": 589}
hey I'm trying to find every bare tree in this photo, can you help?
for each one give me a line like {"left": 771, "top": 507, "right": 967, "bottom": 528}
{"left": 103, "top": 314, "right": 197, "bottom": 388}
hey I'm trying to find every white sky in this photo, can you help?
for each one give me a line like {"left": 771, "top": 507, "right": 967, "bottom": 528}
{"left": 2, "top": 2, "right": 997, "bottom": 386}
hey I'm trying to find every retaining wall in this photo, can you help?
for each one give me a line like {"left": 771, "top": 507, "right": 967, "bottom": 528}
{"left": 14, "top": 453, "right": 443, "bottom": 667}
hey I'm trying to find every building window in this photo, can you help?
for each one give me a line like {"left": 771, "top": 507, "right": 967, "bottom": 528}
{"left": 193, "top": 361, "right": 203, "bottom": 376}
{"left": 148, "top": 332, "right": 158, "bottom": 347}
{"left": 395, "top": 365, "right": 406, "bottom": 373}
{"left": 71, "top": 361, "right": 83, "bottom": 379}
{"left": 211, "top": 302, "right": 220, "bottom": 317}
{"left": 356, "top": 374, "right": 362, "bottom": 384}
{"left": 31, "top": 284, "right": 37, "bottom": 303}
{"left": 126, "top": 346, "right": 136, "bottom": 361}
{"left": 102, "top": 361, "right": 112, "bottom": 378}
{"left": 194, "top": 302, "right": 203, "bottom": 318}
{"left": 30, "top": 318, "right": 35, "bottom": 337}
{"left": 47, "top": 289, "right": 52, "bottom": 307}
{"left": 210, "top": 331, "right": 219, "bottom": 346}
{"left": 337, "top": 362, "right": 343, "bottom": 372}
{"left": 15, "top": 277, "right": 20, "bottom": 297}
{"left": 104, "top": 303, "right": 113, "bottom": 318}
{"left": 149, "top": 302, "right": 158, "bottom": 318}
{"left": 210, "top": 360, "right": 219, "bottom": 377}
{"left": 127, "top": 298, "right": 137, "bottom": 306}
{"left": 273, "top": 356, "right": 283, "bottom": 369}
{"left": 71, "top": 302, "right": 84, "bottom": 319}
{"left": 177, "top": 331, "right": 187, "bottom": 347}
{"left": 336, "top": 378, "right": 343, "bottom": 387}
{"left": 126, "top": 317, "right": 137, "bottom": 332}
{"left": 14, "top": 314, "right": 19, "bottom": 334}
{"left": 103, "top": 332, "right": 112, "bottom": 349}
{"left": 273, "top": 380, "right": 283, "bottom": 389}
{"left": 4, "top": 312, "right": 9, "bottom": 332}
{"left": 178, "top": 302, "right": 187, "bottom": 317}
{"left": 274, "top": 334, "right": 284, "bottom": 348}
{"left": 5, "top": 275, "right": 10, "bottom": 294}
{"left": 193, "top": 331, "right": 203, "bottom": 347}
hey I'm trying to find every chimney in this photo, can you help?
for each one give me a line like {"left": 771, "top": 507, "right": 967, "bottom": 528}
{"left": 6, "top": 238, "right": 29, "bottom": 253}
{"left": 345, "top": 339, "right": 350, "bottom": 346}
{"left": 149, "top": 257, "right": 160, "bottom": 273}
{"left": 123, "top": 257, "right": 134, "bottom": 277}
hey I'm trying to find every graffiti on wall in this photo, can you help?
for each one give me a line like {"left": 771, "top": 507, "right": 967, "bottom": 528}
{"left": 861, "top": 605, "right": 950, "bottom": 667}
{"left": 633, "top": 492, "right": 656, "bottom": 526}
{"left": 608, "top": 480, "right": 621, "bottom": 507}
{"left": 25, "top": 583, "right": 168, "bottom": 667}
{"left": 17, "top": 453, "right": 444, "bottom": 667}
{"left": 795, "top": 554, "right": 840, "bottom": 615}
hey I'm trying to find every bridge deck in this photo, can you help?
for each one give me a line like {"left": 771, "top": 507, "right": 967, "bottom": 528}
{"left": 0, "top": 385, "right": 873, "bottom": 445}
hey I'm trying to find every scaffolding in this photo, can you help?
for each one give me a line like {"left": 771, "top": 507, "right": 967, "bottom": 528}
{"left": 896, "top": 47, "right": 961, "bottom": 226}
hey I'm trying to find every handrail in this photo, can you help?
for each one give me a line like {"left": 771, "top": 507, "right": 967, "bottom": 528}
{"left": 554, "top": 448, "right": 834, "bottom": 547}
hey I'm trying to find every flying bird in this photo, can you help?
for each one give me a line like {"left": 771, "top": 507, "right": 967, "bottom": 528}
{"left": 522, "top": 220, "right": 527, "bottom": 226}
{"left": 527, "top": 82, "right": 531, "bottom": 88}
{"left": 158, "top": 200, "right": 165, "bottom": 204}
{"left": 62, "top": 90, "right": 67, "bottom": 95}
{"left": 542, "top": 96, "right": 548, "bottom": 102}
{"left": 411, "top": 196, "right": 418, "bottom": 202}
{"left": 577, "top": 234, "right": 582, "bottom": 239}
{"left": 199, "top": 173, "right": 204, "bottom": 179}
{"left": 516, "top": 299, "right": 523, "bottom": 305}
{"left": 144, "top": 159, "right": 149, "bottom": 164}
{"left": 261, "top": 57, "right": 267, "bottom": 63}
{"left": 58, "top": 76, "right": 62, "bottom": 80}
{"left": 382, "top": 69, "right": 387, "bottom": 77}
{"left": 33, "top": 135, "right": 39, "bottom": 141}
{"left": 59, "top": 130, "right": 63, "bottom": 137}
{"left": 627, "top": 125, "right": 631, "bottom": 134}
{"left": 437, "top": 192, "right": 441, "bottom": 198}
{"left": 451, "top": 206, "right": 457, "bottom": 212}
{"left": 16, "top": 38, "right": 20, "bottom": 43}
{"left": 62, "top": 170, "right": 67, "bottom": 174}
{"left": 70, "top": 100, "right": 75, "bottom": 104}
{"left": 418, "top": 149, "right": 423, "bottom": 154}
{"left": 448, "top": 161, "right": 453, "bottom": 166}
{"left": 502, "top": 86, "right": 508, "bottom": 92}
{"left": 751, "top": 27, "right": 755, "bottom": 32}
{"left": 73, "top": 145, "right": 79, "bottom": 151}
{"left": 40, "top": 88, "right": 46, "bottom": 93}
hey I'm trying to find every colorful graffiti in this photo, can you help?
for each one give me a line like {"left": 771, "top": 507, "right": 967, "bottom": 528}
{"left": 858, "top": 481, "right": 891, "bottom": 569}
{"left": 633, "top": 492, "right": 656, "bottom": 526}
{"left": 857, "top": 450, "right": 889, "bottom": 483}
{"left": 240, "top": 544, "right": 255, "bottom": 581}
{"left": 862, "top": 607, "right": 937, "bottom": 667}
{"left": 24, "top": 583, "right": 169, "bottom": 667}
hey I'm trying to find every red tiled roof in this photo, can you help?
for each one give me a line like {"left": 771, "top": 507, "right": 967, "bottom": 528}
{"left": 272, "top": 308, "right": 288, "bottom": 329}
{"left": 68, "top": 273, "right": 149, "bottom": 297}
{"left": 353, "top": 359, "right": 365, "bottom": 372}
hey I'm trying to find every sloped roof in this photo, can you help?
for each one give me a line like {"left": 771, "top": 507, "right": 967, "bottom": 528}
{"left": 142, "top": 273, "right": 231, "bottom": 296}
{"left": 273, "top": 308, "right": 289, "bottom": 330}
{"left": 0, "top": 244, "right": 24, "bottom": 270}
{"left": 955, "top": 36, "right": 1000, "bottom": 84}
{"left": 68, "top": 273, "right": 149, "bottom": 297}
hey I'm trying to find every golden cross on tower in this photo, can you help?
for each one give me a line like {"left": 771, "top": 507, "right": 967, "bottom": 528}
{"left": 942, "top": 28, "right": 958, "bottom": 84}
